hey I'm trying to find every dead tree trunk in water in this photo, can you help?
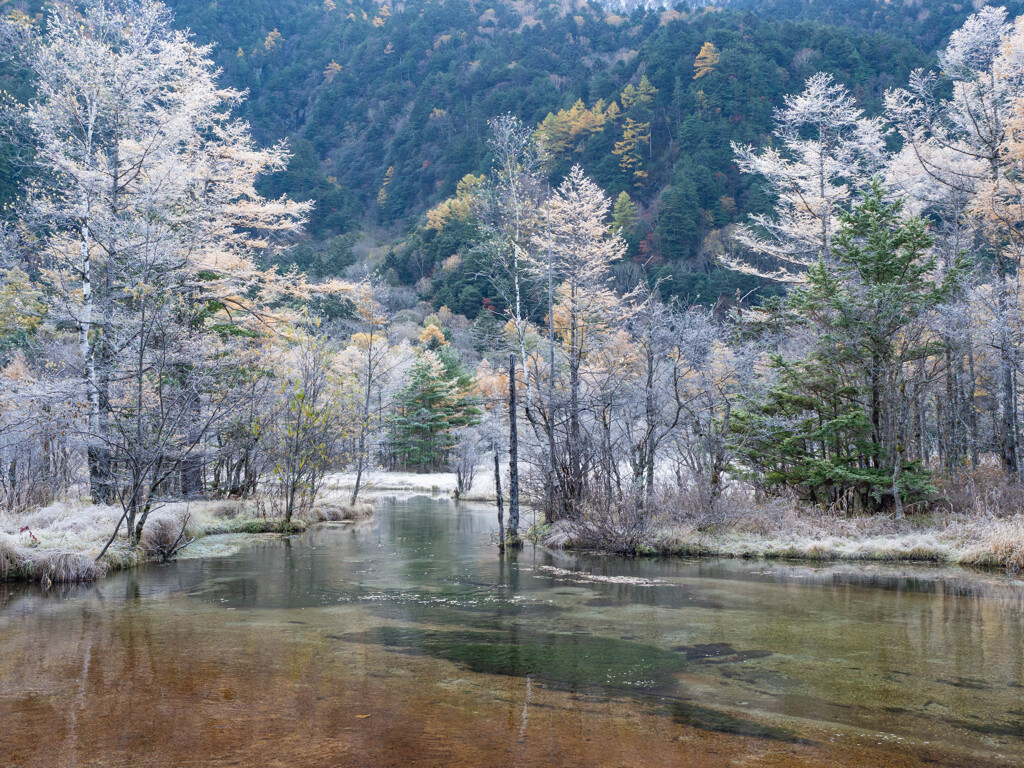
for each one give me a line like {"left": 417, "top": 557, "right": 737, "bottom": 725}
{"left": 494, "top": 449, "right": 505, "bottom": 551}
{"left": 508, "top": 352, "right": 521, "bottom": 546}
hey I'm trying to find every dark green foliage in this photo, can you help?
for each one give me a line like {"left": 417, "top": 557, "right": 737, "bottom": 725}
{"left": 728, "top": 0, "right": 1024, "bottom": 51}
{"left": 273, "top": 233, "right": 357, "bottom": 280}
{"left": 0, "top": 1, "right": 993, "bottom": 307}
{"left": 387, "top": 346, "right": 480, "bottom": 471}
{"left": 732, "top": 182, "right": 961, "bottom": 512}
{"left": 149, "top": 0, "right": 942, "bottom": 300}
{"left": 732, "top": 353, "right": 895, "bottom": 504}
{"left": 655, "top": 181, "right": 701, "bottom": 262}
{"left": 258, "top": 141, "right": 360, "bottom": 239}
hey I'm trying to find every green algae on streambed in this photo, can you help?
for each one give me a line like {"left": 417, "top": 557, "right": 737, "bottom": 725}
{"left": 1, "top": 496, "right": 1023, "bottom": 767}
{"left": 340, "top": 625, "right": 768, "bottom": 692}
{"left": 335, "top": 625, "right": 802, "bottom": 743}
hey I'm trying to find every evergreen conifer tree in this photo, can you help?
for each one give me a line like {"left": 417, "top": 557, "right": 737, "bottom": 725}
{"left": 733, "top": 181, "right": 961, "bottom": 513}
{"left": 388, "top": 349, "right": 480, "bottom": 471}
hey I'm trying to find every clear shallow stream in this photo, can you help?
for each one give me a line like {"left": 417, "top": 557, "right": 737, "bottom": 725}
{"left": 2, "top": 496, "right": 1023, "bottom": 767}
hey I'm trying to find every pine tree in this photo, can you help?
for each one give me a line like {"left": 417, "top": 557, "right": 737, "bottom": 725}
{"left": 733, "top": 182, "right": 960, "bottom": 513}
{"left": 612, "top": 191, "right": 638, "bottom": 234}
{"left": 388, "top": 350, "right": 480, "bottom": 471}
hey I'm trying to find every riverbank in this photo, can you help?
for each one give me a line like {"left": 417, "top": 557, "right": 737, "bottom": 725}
{"left": 331, "top": 471, "right": 1024, "bottom": 573}
{"left": 327, "top": 469, "right": 499, "bottom": 501}
{"left": 10, "top": 467, "right": 1023, "bottom": 583}
{"left": 0, "top": 467, "right": 499, "bottom": 585}
{"left": 0, "top": 490, "right": 373, "bottom": 584}
{"left": 539, "top": 504, "right": 1024, "bottom": 572}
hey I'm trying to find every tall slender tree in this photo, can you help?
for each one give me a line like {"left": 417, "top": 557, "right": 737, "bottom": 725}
{"left": 731, "top": 73, "right": 887, "bottom": 281}
{"left": 9, "top": 0, "right": 309, "bottom": 542}
{"left": 886, "top": 6, "right": 1022, "bottom": 474}
{"left": 529, "top": 165, "right": 627, "bottom": 518}
{"left": 477, "top": 114, "right": 546, "bottom": 407}
{"left": 346, "top": 281, "right": 393, "bottom": 505}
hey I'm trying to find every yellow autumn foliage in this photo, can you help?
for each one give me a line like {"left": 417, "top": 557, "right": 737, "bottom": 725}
{"left": 0, "top": 267, "right": 45, "bottom": 338}
{"left": 534, "top": 99, "right": 616, "bottom": 158}
{"left": 694, "top": 41, "right": 721, "bottom": 79}
{"left": 264, "top": 28, "right": 282, "bottom": 50}
{"left": 425, "top": 173, "right": 485, "bottom": 230}
{"left": 419, "top": 324, "right": 448, "bottom": 349}
{"left": 473, "top": 358, "right": 508, "bottom": 407}
{"left": 323, "top": 60, "right": 342, "bottom": 81}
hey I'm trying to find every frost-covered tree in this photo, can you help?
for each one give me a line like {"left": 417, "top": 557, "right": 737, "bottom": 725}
{"left": 730, "top": 73, "right": 887, "bottom": 281}
{"left": 622, "top": 289, "right": 683, "bottom": 500}
{"left": 477, "top": 114, "right": 547, "bottom": 406}
{"left": 529, "top": 165, "right": 627, "bottom": 518}
{"left": 6, "top": 0, "right": 310, "bottom": 543}
{"left": 269, "top": 338, "right": 355, "bottom": 528}
{"left": 886, "top": 6, "right": 1024, "bottom": 474}
{"left": 343, "top": 281, "right": 400, "bottom": 505}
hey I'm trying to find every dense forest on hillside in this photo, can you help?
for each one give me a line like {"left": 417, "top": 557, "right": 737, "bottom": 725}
{"left": 729, "top": 0, "right": 1017, "bottom": 48}
{"left": 4, "top": 0, "right": 1006, "bottom": 309}
{"left": 181, "top": 0, "right": 927, "bottom": 302}
{"left": 168, "top": 0, "right": 1023, "bottom": 307}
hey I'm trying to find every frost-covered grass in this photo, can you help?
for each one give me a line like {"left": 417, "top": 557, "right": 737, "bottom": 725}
{"left": 0, "top": 493, "right": 373, "bottom": 584}
{"left": 325, "top": 468, "right": 499, "bottom": 501}
{"left": 542, "top": 501, "right": 1024, "bottom": 573}
{"left": 323, "top": 469, "right": 1023, "bottom": 573}
{"left": 307, "top": 485, "right": 375, "bottom": 522}
{"left": 1, "top": 501, "right": 130, "bottom": 583}
{"left": 1, "top": 468, "right": 484, "bottom": 584}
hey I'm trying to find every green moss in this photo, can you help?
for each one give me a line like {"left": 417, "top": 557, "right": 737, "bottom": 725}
{"left": 205, "top": 518, "right": 307, "bottom": 535}
{"left": 352, "top": 626, "right": 684, "bottom": 693}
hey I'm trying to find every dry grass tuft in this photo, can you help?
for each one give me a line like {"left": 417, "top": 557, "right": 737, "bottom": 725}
{"left": 140, "top": 512, "right": 188, "bottom": 558}
{"left": 540, "top": 521, "right": 573, "bottom": 549}
{"left": 950, "top": 516, "right": 1024, "bottom": 572}
{"left": 0, "top": 533, "right": 25, "bottom": 580}
{"left": 36, "top": 550, "right": 106, "bottom": 583}
{"left": 0, "top": 530, "right": 108, "bottom": 583}
{"left": 933, "top": 463, "right": 1024, "bottom": 517}
{"left": 315, "top": 500, "right": 373, "bottom": 522}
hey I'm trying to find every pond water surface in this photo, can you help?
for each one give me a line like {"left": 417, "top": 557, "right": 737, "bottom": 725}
{"left": 2, "top": 496, "right": 1024, "bottom": 767}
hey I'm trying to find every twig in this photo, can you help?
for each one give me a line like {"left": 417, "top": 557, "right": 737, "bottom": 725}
{"left": 162, "top": 512, "right": 192, "bottom": 562}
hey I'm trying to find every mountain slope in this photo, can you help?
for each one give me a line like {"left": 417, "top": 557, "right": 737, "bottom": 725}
{"left": 1, "top": 0, "right": 1010, "bottom": 305}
